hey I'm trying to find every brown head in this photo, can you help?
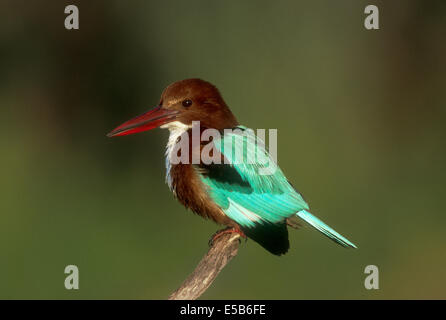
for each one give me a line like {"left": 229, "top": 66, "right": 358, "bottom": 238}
{"left": 107, "top": 79, "right": 238, "bottom": 137}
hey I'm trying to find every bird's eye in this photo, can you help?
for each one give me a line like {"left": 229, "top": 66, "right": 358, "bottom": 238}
{"left": 182, "top": 99, "right": 193, "bottom": 107}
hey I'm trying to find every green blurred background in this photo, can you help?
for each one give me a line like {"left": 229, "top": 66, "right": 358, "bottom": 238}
{"left": 0, "top": 0, "right": 445, "bottom": 299}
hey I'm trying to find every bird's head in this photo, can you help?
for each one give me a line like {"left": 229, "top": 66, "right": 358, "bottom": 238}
{"left": 107, "top": 79, "right": 238, "bottom": 137}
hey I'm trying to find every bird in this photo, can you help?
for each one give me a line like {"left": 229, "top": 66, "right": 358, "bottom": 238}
{"left": 107, "top": 79, "right": 357, "bottom": 255}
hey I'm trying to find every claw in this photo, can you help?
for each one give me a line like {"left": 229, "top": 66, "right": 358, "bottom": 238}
{"left": 209, "top": 227, "right": 246, "bottom": 247}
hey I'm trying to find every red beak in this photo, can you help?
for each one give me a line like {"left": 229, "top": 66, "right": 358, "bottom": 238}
{"left": 107, "top": 106, "right": 179, "bottom": 137}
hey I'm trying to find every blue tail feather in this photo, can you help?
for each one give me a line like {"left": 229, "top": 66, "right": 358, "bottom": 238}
{"left": 296, "top": 210, "right": 357, "bottom": 248}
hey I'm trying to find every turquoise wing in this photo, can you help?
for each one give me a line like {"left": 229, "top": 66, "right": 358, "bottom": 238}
{"left": 199, "top": 126, "right": 309, "bottom": 227}
{"left": 197, "top": 126, "right": 356, "bottom": 249}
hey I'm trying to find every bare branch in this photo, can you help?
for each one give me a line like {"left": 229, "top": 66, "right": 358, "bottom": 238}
{"left": 168, "top": 232, "right": 241, "bottom": 300}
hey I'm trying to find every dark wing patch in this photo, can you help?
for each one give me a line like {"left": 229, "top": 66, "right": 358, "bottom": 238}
{"left": 241, "top": 222, "right": 290, "bottom": 256}
{"left": 199, "top": 163, "right": 252, "bottom": 194}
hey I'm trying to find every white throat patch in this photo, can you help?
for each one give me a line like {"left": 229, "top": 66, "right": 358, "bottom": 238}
{"left": 160, "top": 121, "right": 191, "bottom": 192}
{"left": 160, "top": 121, "right": 191, "bottom": 154}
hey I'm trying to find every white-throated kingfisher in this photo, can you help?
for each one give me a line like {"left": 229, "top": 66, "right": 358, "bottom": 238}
{"left": 107, "top": 79, "right": 357, "bottom": 255}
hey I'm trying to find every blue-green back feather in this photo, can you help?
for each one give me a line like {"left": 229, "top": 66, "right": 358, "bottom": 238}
{"left": 198, "top": 126, "right": 356, "bottom": 249}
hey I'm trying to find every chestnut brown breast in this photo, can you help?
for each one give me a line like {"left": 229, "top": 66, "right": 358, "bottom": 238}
{"left": 169, "top": 163, "right": 235, "bottom": 226}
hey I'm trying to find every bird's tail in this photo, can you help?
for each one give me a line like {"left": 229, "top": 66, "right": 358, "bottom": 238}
{"left": 296, "top": 210, "right": 357, "bottom": 248}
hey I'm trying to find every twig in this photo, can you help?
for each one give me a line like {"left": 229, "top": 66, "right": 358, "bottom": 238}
{"left": 168, "top": 232, "right": 241, "bottom": 300}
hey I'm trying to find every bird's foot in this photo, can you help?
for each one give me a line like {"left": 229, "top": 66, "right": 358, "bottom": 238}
{"left": 208, "top": 227, "right": 247, "bottom": 247}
